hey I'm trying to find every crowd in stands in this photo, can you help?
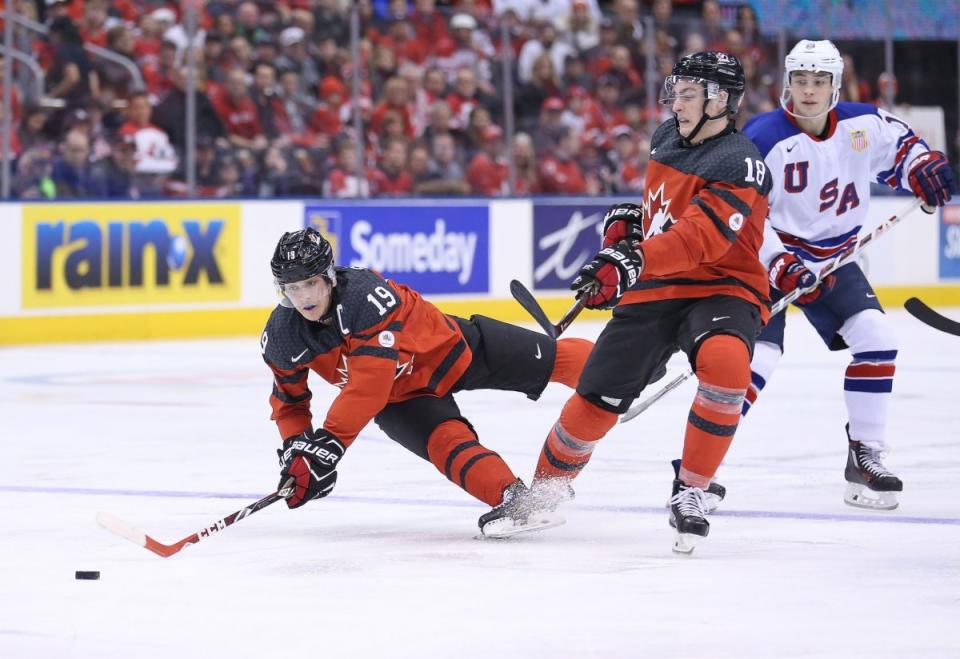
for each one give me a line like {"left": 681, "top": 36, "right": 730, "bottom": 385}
{"left": 1, "top": 0, "right": 881, "bottom": 199}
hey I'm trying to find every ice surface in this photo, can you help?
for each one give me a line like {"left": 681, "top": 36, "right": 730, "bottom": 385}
{"left": 1, "top": 309, "right": 958, "bottom": 658}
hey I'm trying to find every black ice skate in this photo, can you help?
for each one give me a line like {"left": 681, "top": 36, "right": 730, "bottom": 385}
{"left": 478, "top": 479, "right": 566, "bottom": 539}
{"left": 844, "top": 426, "right": 903, "bottom": 511}
{"left": 668, "top": 479, "right": 710, "bottom": 554}
{"left": 669, "top": 459, "right": 726, "bottom": 513}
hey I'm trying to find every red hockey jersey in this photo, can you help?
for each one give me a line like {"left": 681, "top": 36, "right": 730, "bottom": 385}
{"left": 622, "top": 119, "right": 772, "bottom": 321}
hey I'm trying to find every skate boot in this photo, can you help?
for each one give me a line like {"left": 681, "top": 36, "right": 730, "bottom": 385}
{"left": 843, "top": 426, "right": 902, "bottom": 510}
{"left": 668, "top": 479, "right": 710, "bottom": 554}
{"left": 669, "top": 459, "right": 726, "bottom": 513}
{"left": 478, "top": 479, "right": 566, "bottom": 539}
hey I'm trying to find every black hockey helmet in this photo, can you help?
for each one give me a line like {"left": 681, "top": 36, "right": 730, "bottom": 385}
{"left": 662, "top": 51, "right": 745, "bottom": 116}
{"left": 270, "top": 227, "right": 335, "bottom": 285}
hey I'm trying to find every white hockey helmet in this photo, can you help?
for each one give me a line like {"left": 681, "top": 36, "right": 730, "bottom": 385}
{"left": 780, "top": 39, "right": 844, "bottom": 118}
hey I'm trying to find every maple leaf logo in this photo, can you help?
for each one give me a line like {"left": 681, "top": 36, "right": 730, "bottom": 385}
{"left": 642, "top": 181, "right": 676, "bottom": 238}
{"left": 334, "top": 355, "right": 349, "bottom": 388}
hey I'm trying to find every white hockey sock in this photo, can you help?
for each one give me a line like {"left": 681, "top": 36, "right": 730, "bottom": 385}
{"left": 839, "top": 310, "right": 898, "bottom": 452}
{"left": 741, "top": 340, "right": 781, "bottom": 416}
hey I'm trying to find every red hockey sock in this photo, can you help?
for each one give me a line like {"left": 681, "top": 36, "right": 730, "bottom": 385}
{"left": 680, "top": 335, "right": 750, "bottom": 488}
{"left": 534, "top": 393, "right": 618, "bottom": 482}
{"left": 426, "top": 420, "right": 515, "bottom": 506}
{"left": 549, "top": 338, "right": 594, "bottom": 388}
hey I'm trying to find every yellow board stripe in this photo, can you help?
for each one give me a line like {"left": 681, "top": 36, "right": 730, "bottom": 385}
{"left": 3, "top": 285, "right": 960, "bottom": 345}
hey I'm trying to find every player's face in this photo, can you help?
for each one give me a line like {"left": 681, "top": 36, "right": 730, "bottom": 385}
{"left": 788, "top": 71, "right": 833, "bottom": 118}
{"left": 283, "top": 275, "right": 332, "bottom": 321}
{"left": 669, "top": 80, "right": 707, "bottom": 137}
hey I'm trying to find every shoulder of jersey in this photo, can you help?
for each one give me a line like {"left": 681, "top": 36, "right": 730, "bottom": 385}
{"left": 835, "top": 102, "right": 880, "bottom": 123}
{"left": 742, "top": 109, "right": 799, "bottom": 159}
{"left": 261, "top": 304, "right": 310, "bottom": 368}
{"left": 333, "top": 267, "right": 402, "bottom": 334}
{"left": 650, "top": 119, "right": 677, "bottom": 152}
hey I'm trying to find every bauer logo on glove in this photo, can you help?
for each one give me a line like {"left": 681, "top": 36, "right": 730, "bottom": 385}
{"left": 281, "top": 438, "right": 342, "bottom": 468}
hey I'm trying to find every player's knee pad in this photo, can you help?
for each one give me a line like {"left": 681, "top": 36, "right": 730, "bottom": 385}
{"left": 694, "top": 333, "right": 751, "bottom": 391}
{"left": 839, "top": 309, "right": 898, "bottom": 355}
{"left": 560, "top": 393, "right": 619, "bottom": 440}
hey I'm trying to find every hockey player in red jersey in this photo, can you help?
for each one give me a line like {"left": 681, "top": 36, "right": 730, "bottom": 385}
{"left": 261, "top": 227, "right": 594, "bottom": 538}
{"left": 531, "top": 52, "right": 772, "bottom": 553}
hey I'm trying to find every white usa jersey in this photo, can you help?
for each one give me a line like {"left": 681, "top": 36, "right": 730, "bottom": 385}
{"left": 743, "top": 102, "right": 929, "bottom": 274}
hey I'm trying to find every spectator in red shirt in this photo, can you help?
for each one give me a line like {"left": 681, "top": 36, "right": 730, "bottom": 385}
{"left": 584, "top": 74, "right": 627, "bottom": 138}
{"left": 142, "top": 39, "right": 178, "bottom": 100}
{"left": 371, "top": 137, "right": 414, "bottom": 196}
{"left": 212, "top": 68, "right": 268, "bottom": 151}
{"left": 608, "top": 45, "right": 643, "bottom": 92}
{"left": 467, "top": 124, "right": 508, "bottom": 196}
{"left": 538, "top": 127, "right": 586, "bottom": 194}
{"left": 118, "top": 92, "right": 178, "bottom": 178}
{"left": 379, "top": 18, "right": 429, "bottom": 65}
{"left": 583, "top": 16, "right": 619, "bottom": 79}
{"left": 608, "top": 125, "right": 646, "bottom": 193}
{"left": 80, "top": 0, "right": 109, "bottom": 48}
{"left": 251, "top": 62, "right": 291, "bottom": 141}
{"left": 370, "top": 76, "right": 414, "bottom": 139}
{"left": 307, "top": 76, "right": 346, "bottom": 146}
{"left": 445, "top": 66, "right": 498, "bottom": 131}
{"left": 411, "top": 0, "right": 450, "bottom": 53}
{"left": 324, "top": 138, "right": 376, "bottom": 198}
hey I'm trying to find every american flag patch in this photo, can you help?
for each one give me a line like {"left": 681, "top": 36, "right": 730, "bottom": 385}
{"left": 850, "top": 129, "right": 868, "bottom": 152}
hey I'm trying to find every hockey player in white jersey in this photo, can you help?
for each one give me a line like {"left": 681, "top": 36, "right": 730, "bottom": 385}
{"left": 739, "top": 40, "right": 955, "bottom": 510}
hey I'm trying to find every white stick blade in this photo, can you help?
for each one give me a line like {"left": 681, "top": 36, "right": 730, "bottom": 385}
{"left": 96, "top": 512, "right": 147, "bottom": 547}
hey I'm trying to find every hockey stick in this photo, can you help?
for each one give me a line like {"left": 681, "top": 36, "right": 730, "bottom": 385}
{"left": 96, "top": 479, "right": 294, "bottom": 558}
{"left": 510, "top": 279, "right": 584, "bottom": 338}
{"left": 904, "top": 297, "right": 960, "bottom": 336}
{"left": 620, "top": 197, "right": 926, "bottom": 423}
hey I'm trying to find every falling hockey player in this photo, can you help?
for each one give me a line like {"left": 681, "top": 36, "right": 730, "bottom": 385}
{"left": 739, "top": 40, "right": 955, "bottom": 510}
{"left": 260, "top": 228, "right": 594, "bottom": 538}
{"left": 530, "top": 51, "right": 772, "bottom": 553}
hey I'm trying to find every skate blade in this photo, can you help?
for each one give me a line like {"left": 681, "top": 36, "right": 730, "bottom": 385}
{"left": 479, "top": 513, "right": 566, "bottom": 539}
{"left": 672, "top": 532, "right": 699, "bottom": 554}
{"left": 844, "top": 483, "right": 900, "bottom": 510}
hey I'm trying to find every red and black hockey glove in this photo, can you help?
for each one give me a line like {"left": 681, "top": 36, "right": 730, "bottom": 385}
{"left": 571, "top": 241, "right": 644, "bottom": 310}
{"left": 277, "top": 429, "right": 345, "bottom": 509}
{"left": 601, "top": 202, "right": 645, "bottom": 249}
{"left": 768, "top": 252, "right": 834, "bottom": 306}
{"left": 908, "top": 150, "right": 955, "bottom": 209}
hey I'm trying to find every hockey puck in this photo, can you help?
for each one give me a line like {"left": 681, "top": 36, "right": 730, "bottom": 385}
{"left": 75, "top": 571, "right": 100, "bottom": 580}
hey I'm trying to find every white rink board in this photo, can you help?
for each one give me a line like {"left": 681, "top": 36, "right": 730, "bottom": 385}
{"left": 0, "top": 196, "right": 946, "bottom": 318}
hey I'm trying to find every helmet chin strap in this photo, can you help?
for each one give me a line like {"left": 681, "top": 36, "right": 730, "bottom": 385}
{"left": 678, "top": 98, "right": 732, "bottom": 146}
